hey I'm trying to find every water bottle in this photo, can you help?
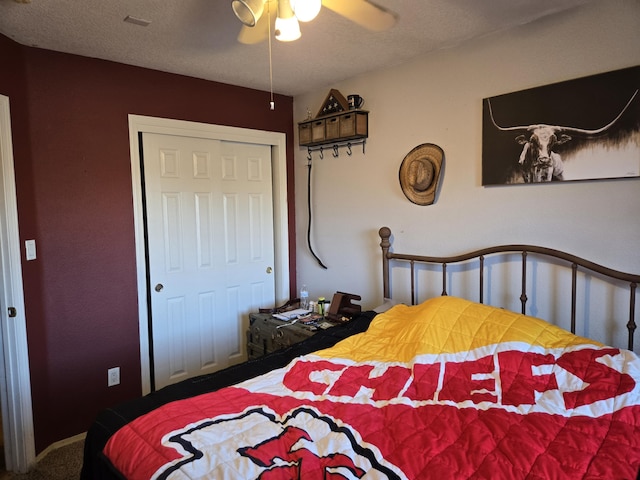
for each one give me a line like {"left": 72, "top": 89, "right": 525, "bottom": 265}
{"left": 300, "top": 284, "right": 310, "bottom": 310}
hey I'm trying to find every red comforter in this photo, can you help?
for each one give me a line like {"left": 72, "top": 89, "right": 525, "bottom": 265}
{"left": 104, "top": 297, "right": 640, "bottom": 479}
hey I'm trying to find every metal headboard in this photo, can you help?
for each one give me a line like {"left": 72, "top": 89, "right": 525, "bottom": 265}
{"left": 379, "top": 226, "right": 640, "bottom": 350}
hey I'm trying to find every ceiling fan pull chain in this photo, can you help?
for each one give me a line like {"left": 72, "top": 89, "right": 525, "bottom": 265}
{"left": 267, "top": 0, "right": 275, "bottom": 109}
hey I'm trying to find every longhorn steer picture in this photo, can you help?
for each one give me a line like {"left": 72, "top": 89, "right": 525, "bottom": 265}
{"left": 482, "top": 66, "right": 640, "bottom": 185}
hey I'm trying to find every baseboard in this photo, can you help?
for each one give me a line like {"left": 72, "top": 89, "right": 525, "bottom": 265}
{"left": 35, "top": 432, "right": 86, "bottom": 462}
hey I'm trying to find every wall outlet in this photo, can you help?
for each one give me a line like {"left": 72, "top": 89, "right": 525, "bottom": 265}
{"left": 108, "top": 367, "right": 120, "bottom": 387}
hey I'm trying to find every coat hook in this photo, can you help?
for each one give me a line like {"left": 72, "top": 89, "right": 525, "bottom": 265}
{"left": 333, "top": 144, "right": 339, "bottom": 157}
{"left": 346, "top": 143, "right": 353, "bottom": 156}
{"left": 319, "top": 147, "right": 324, "bottom": 159}
{"left": 307, "top": 148, "right": 312, "bottom": 162}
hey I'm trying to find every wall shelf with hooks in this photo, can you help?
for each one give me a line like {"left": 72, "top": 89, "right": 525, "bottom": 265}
{"left": 298, "top": 110, "right": 368, "bottom": 149}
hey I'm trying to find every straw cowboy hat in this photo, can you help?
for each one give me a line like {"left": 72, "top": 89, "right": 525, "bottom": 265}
{"left": 398, "top": 143, "right": 444, "bottom": 205}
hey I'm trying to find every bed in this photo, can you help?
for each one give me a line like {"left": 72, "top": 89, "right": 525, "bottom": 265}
{"left": 81, "top": 226, "right": 640, "bottom": 479}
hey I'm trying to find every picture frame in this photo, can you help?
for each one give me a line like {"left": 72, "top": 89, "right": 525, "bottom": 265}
{"left": 482, "top": 66, "right": 639, "bottom": 185}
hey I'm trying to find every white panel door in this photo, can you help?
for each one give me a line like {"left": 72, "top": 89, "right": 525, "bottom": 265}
{"left": 142, "top": 133, "right": 275, "bottom": 390}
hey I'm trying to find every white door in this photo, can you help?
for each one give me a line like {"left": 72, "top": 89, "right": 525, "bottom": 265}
{"left": 0, "top": 95, "right": 35, "bottom": 472}
{"left": 142, "top": 133, "right": 275, "bottom": 390}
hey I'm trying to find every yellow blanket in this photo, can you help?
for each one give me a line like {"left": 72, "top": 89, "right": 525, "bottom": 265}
{"left": 317, "top": 296, "right": 601, "bottom": 362}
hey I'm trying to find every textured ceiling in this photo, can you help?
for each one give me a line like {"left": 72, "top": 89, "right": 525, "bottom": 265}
{"left": 0, "top": 0, "right": 594, "bottom": 96}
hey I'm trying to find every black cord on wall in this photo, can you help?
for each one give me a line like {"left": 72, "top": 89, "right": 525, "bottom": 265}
{"left": 307, "top": 159, "right": 328, "bottom": 269}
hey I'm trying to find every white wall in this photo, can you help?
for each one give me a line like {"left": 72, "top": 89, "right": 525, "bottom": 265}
{"left": 293, "top": 1, "right": 640, "bottom": 347}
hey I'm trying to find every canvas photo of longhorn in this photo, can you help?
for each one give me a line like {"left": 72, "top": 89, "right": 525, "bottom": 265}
{"left": 481, "top": 65, "right": 639, "bottom": 185}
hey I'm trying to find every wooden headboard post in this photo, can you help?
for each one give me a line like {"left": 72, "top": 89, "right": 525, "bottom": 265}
{"left": 628, "top": 284, "right": 637, "bottom": 351}
{"left": 378, "top": 226, "right": 640, "bottom": 351}
{"left": 379, "top": 226, "right": 392, "bottom": 299}
{"left": 520, "top": 252, "right": 528, "bottom": 314}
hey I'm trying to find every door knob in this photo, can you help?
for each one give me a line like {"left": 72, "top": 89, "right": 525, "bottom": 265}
{"left": 155, "top": 283, "right": 164, "bottom": 292}
{"left": 266, "top": 267, "right": 273, "bottom": 274}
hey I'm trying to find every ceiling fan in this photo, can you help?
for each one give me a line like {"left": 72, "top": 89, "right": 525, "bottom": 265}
{"left": 232, "top": 0, "right": 397, "bottom": 44}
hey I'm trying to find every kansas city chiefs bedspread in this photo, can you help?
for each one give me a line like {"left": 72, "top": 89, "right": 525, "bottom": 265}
{"left": 104, "top": 296, "right": 640, "bottom": 479}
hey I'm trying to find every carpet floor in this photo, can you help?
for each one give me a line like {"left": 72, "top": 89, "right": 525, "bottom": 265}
{"left": 1, "top": 439, "right": 84, "bottom": 480}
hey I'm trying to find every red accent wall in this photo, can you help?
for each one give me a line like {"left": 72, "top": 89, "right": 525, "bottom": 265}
{"left": 0, "top": 34, "right": 296, "bottom": 453}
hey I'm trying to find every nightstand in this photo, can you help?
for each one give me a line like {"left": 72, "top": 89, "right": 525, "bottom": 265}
{"left": 246, "top": 312, "right": 331, "bottom": 360}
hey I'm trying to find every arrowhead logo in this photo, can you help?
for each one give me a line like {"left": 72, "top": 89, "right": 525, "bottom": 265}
{"left": 152, "top": 406, "right": 404, "bottom": 480}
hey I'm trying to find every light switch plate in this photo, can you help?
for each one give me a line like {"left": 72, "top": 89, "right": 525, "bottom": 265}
{"left": 25, "top": 240, "right": 36, "bottom": 261}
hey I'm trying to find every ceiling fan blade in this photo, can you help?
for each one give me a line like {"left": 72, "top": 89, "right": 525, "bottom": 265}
{"left": 237, "top": 0, "right": 276, "bottom": 44}
{"left": 322, "top": 0, "right": 397, "bottom": 32}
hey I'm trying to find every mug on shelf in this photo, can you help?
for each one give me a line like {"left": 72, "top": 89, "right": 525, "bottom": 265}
{"left": 347, "top": 94, "right": 364, "bottom": 109}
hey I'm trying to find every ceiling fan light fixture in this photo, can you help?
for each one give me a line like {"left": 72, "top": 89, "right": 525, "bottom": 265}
{"left": 291, "top": 0, "right": 321, "bottom": 22}
{"left": 231, "top": 0, "right": 265, "bottom": 27}
{"left": 274, "top": 15, "right": 301, "bottom": 41}
{"left": 275, "top": 0, "right": 301, "bottom": 41}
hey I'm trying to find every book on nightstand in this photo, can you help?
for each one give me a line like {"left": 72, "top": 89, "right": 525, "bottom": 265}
{"left": 272, "top": 308, "right": 311, "bottom": 321}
